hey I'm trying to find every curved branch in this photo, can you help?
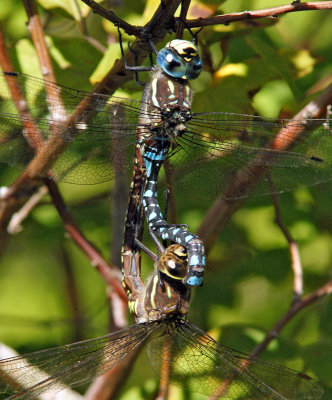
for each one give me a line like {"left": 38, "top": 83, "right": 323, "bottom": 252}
{"left": 80, "top": 0, "right": 142, "bottom": 36}
{"left": 185, "top": 1, "right": 332, "bottom": 28}
{"left": 251, "top": 280, "right": 332, "bottom": 358}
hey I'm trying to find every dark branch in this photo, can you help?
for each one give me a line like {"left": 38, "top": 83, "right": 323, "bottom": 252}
{"left": 80, "top": 0, "right": 142, "bottom": 36}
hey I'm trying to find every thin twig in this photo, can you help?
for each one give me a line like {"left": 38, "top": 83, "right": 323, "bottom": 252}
{"left": 59, "top": 244, "right": 85, "bottom": 342}
{"left": 208, "top": 279, "right": 332, "bottom": 399}
{"left": 7, "top": 186, "right": 48, "bottom": 235}
{"left": 250, "top": 279, "right": 332, "bottom": 358}
{"left": 0, "top": 26, "right": 44, "bottom": 152}
{"left": 185, "top": 1, "right": 332, "bottom": 28}
{"left": 73, "top": 0, "right": 107, "bottom": 53}
{"left": 270, "top": 185, "right": 303, "bottom": 298}
{"left": 176, "top": 0, "right": 191, "bottom": 39}
{"left": 22, "top": 0, "right": 65, "bottom": 116}
{"left": 154, "top": 340, "right": 171, "bottom": 400}
{"left": 80, "top": 0, "right": 142, "bottom": 36}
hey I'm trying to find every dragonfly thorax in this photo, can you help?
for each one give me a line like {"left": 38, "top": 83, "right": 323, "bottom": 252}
{"left": 150, "top": 105, "right": 191, "bottom": 138}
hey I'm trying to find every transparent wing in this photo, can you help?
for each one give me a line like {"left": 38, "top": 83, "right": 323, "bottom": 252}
{"left": 147, "top": 319, "right": 323, "bottom": 400}
{"left": 0, "top": 321, "right": 158, "bottom": 399}
{"left": 170, "top": 113, "right": 332, "bottom": 199}
{"left": 1, "top": 72, "right": 331, "bottom": 195}
{"left": 0, "top": 72, "right": 155, "bottom": 184}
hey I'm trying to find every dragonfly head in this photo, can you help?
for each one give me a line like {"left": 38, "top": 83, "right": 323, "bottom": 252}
{"left": 158, "top": 244, "right": 188, "bottom": 280}
{"left": 157, "top": 39, "right": 202, "bottom": 80}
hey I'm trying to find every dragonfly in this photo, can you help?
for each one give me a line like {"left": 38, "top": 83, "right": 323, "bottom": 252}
{"left": 0, "top": 40, "right": 331, "bottom": 286}
{"left": 0, "top": 238, "right": 323, "bottom": 399}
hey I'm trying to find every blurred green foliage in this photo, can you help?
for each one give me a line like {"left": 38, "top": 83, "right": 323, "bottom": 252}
{"left": 0, "top": 0, "right": 332, "bottom": 399}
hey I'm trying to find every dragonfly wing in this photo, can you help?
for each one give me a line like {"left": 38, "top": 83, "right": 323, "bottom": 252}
{"left": 147, "top": 319, "right": 323, "bottom": 400}
{"left": 0, "top": 321, "right": 158, "bottom": 399}
{"left": 0, "top": 72, "right": 153, "bottom": 184}
{"left": 180, "top": 113, "right": 332, "bottom": 199}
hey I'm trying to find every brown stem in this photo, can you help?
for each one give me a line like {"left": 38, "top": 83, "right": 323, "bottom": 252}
{"left": 59, "top": 244, "right": 85, "bottom": 342}
{"left": 80, "top": 0, "right": 142, "bottom": 36}
{"left": 154, "top": 340, "right": 171, "bottom": 400}
{"left": 176, "top": 0, "right": 191, "bottom": 39}
{"left": 251, "top": 279, "right": 332, "bottom": 358}
{"left": 22, "top": 0, "right": 65, "bottom": 115}
{"left": 270, "top": 185, "right": 303, "bottom": 298}
{"left": 22, "top": 0, "right": 56, "bottom": 82}
{"left": 208, "top": 280, "right": 332, "bottom": 399}
{"left": 0, "top": 26, "right": 44, "bottom": 151}
{"left": 185, "top": 2, "right": 332, "bottom": 28}
{"left": 7, "top": 186, "right": 48, "bottom": 234}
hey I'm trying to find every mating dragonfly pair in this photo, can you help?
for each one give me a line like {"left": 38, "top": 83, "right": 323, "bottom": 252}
{"left": 0, "top": 38, "right": 332, "bottom": 287}
{"left": 0, "top": 236, "right": 323, "bottom": 399}
{"left": 0, "top": 36, "right": 328, "bottom": 398}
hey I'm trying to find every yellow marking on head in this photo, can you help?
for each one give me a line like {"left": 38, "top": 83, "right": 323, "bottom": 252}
{"left": 166, "top": 40, "right": 198, "bottom": 58}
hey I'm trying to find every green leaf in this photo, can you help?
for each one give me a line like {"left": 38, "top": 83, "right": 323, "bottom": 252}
{"left": 246, "top": 32, "right": 301, "bottom": 100}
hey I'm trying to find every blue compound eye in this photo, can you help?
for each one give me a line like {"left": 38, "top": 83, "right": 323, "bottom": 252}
{"left": 185, "top": 56, "right": 202, "bottom": 80}
{"left": 157, "top": 48, "right": 187, "bottom": 78}
{"left": 157, "top": 39, "right": 202, "bottom": 80}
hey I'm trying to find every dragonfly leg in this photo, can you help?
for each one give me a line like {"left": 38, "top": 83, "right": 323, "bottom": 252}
{"left": 117, "top": 27, "right": 154, "bottom": 86}
{"left": 135, "top": 238, "right": 159, "bottom": 261}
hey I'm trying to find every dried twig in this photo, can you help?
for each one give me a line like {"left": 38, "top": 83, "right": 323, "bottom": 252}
{"left": 250, "top": 279, "right": 332, "bottom": 358}
{"left": 7, "top": 186, "right": 48, "bottom": 234}
{"left": 270, "top": 185, "right": 303, "bottom": 298}
{"left": 185, "top": 1, "right": 332, "bottom": 28}
{"left": 80, "top": 0, "right": 142, "bottom": 36}
{"left": 208, "top": 280, "right": 332, "bottom": 399}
